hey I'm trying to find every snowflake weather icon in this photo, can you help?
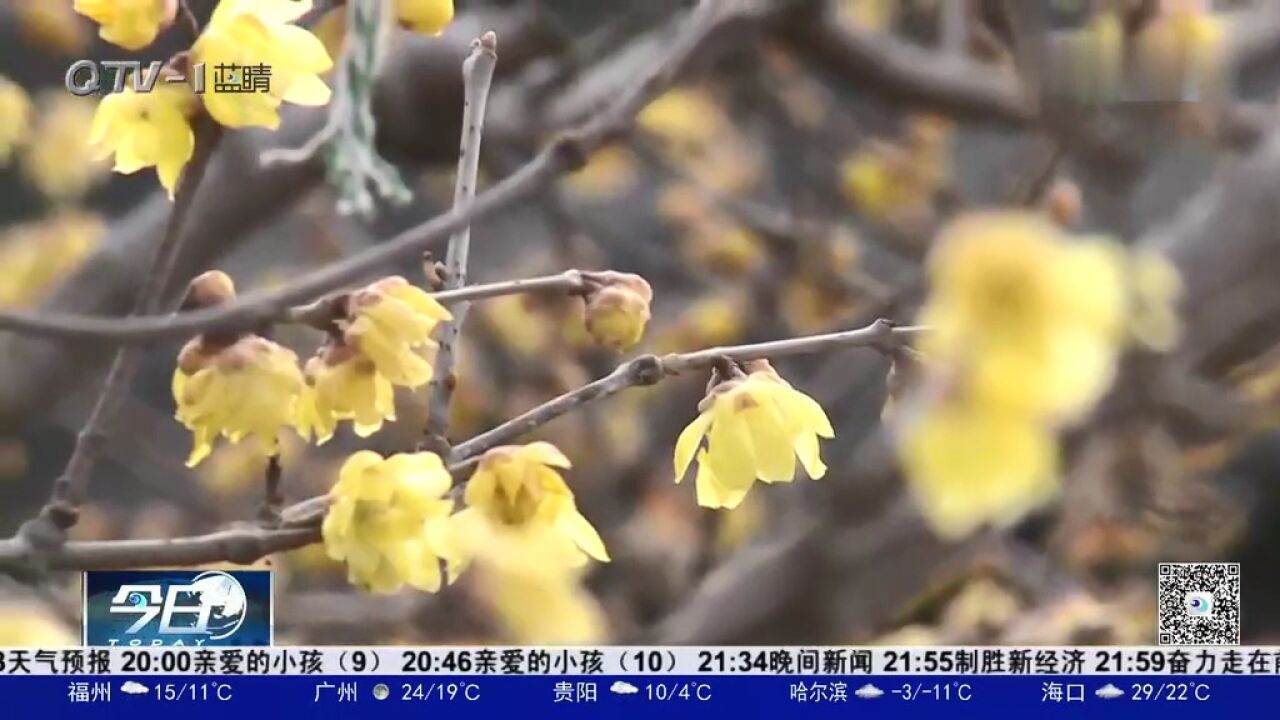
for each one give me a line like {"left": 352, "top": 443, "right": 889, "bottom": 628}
{"left": 83, "top": 570, "right": 272, "bottom": 646}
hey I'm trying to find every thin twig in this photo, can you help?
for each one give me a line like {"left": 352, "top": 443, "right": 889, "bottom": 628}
{"left": 176, "top": 0, "right": 201, "bottom": 41}
{"left": 0, "top": 0, "right": 738, "bottom": 345}
{"left": 424, "top": 31, "right": 500, "bottom": 457}
{"left": 0, "top": 318, "right": 925, "bottom": 572}
{"left": 16, "top": 114, "right": 223, "bottom": 556}
{"left": 281, "top": 269, "right": 590, "bottom": 329}
{"left": 450, "top": 319, "right": 924, "bottom": 464}
{"left": 258, "top": 455, "right": 284, "bottom": 527}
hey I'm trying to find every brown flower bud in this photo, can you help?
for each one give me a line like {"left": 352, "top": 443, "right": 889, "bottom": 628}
{"left": 182, "top": 270, "right": 237, "bottom": 310}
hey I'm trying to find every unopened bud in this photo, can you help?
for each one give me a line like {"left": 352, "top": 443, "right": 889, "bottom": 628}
{"left": 582, "top": 271, "right": 653, "bottom": 351}
{"left": 182, "top": 270, "right": 237, "bottom": 310}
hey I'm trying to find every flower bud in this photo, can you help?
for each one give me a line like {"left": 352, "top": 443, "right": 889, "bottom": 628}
{"left": 582, "top": 271, "right": 653, "bottom": 351}
{"left": 182, "top": 270, "right": 237, "bottom": 310}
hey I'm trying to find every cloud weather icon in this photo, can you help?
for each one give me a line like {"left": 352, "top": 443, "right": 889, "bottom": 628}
{"left": 854, "top": 683, "right": 885, "bottom": 699}
{"left": 1095, "top": 683, "right": 1125, "bottom": 700}
{"left": 120, "top": 681, "right": 149, "bottom": 696}
{"left": 610, "top": 681, "right": 639, "bottom": 695}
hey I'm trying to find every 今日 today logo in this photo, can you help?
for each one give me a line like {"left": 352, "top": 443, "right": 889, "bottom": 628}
{"left": 83, "top": 570, "right": 272, "bottom": 647}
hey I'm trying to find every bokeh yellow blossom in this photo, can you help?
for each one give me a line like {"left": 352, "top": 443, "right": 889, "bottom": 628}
{"left": 200, "top": 434, "right": 303, "bottom": 497}
{"left": 841, "top": 116, "right": 952, "bottom": 229}
{"left": 1135, "top": 0, "right": 1229, "bottom": 100}
{"left": 564, "top": 145, "right": 639, "bottom": 198}
{"left": 469, "top": 523, "right": 608, "bottom": 643}
{"left": 74, "top": 0, "right": 176, "bottom": 51}
{"left": 0, "top": 211, "right": 104, "bottom": 307}
{"left": 322, "top": 451, "right": 459, "bottom": 593}
{"left": 1127, "top": 248, "right": 1183, "bottom": 352}
{"left": 638, "top": 87, "right": 725, "bottom": 151}
{"left": 900, "top": 399, "right": 1059, "bottom": 540}
{"left": 453, "top": 442, "right": 609, "bottom": 569}
{"left": 918, "top": 212, "right": 1127, "bottom": 421}
{"left": 896, "top": 211, "right": 1143, "bottom": 540}
{"left": 0, "top": 77, "right": 32, "bottom": 165}
{"left": 0, "top": 603, "right": 77, "bottom": 646}
{"left": 841, "top": 142, "right": 932, "bottom": 228}
{"left": 682, "top": 222, "right": 766, "bottom": 277}
{"left": 296, "top": 345, "right": 397, "bottom": 444}
{"left": 22, "top": 93, "right": 107, "bottom": 203}
{"left": 674, "top": 363, "right": 834, "bottom": 509}
{"left": 193, "top": 0, "right": 332, "bottom": 129}
{"left": 839, "top": 0, "right": 898, "bottom": 32}
{"left": 173, "top": 334, "right": 304, "bottom": 467}
{"left": 653, "top": 295, "right": 747, "bottom": 354}
{"left": 397, "top": 0, "right": 454, "bottom": 36}
{"left": 343, "top": 276, "right": 452, "bottom": 387}
{"left": 90, "top": 80, "right": 196, "bottom": 198}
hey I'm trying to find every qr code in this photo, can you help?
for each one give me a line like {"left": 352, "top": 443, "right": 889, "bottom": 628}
{"left": 1157, "top": 563, "right": 1240, "bottom": 646}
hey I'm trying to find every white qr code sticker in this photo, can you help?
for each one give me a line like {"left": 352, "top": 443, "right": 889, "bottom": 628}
{"left": 1157, "top": 562, "right": 1241, "bottom": 646}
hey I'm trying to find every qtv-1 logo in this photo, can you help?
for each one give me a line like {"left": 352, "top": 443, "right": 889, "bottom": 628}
{"left": 83, "top": 570, "right": 272, "bottom": 646}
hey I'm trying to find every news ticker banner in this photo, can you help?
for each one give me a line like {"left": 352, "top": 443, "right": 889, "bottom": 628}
{"left": 2, "top": 646, "right": 1280, "bottom": 675}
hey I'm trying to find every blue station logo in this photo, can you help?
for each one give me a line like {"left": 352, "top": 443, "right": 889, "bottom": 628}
{"left": 83, "top": 570, "right": 272, "bottom": 646}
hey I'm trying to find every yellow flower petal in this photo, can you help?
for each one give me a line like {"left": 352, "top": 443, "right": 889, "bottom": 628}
{"left": 673, "top": 411, "right": 711, "bottom": 482}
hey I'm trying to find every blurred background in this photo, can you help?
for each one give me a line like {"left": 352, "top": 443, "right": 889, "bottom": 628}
{"left": 3, "top": 0, "right": 1280, "bottom": 646}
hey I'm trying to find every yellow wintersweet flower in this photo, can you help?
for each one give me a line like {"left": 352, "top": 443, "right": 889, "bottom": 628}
{"left": 470, "top": 523, "right": 608, "bottom": 643}
{"left": 343, "top": 276, "right": 452, "bottom": 388}
{"left": 173, "top": 333, "right": 304, "bottom": 467}
{"left": 193, "top": 0, "right": 333, "bottom": 129}
{"left": 89, "top": 80, "right": 196, "bottom": 199}
{"left": 171, "top": 269, "right": 303, "bottom": 466}
{"left": 22, "top": 93, "right": 107, "bottom": 202}
{"left": 918, "top": 212, "right": 1126, "bottom": 421}
{"left": 900, "top": 400, "right": 1059, "bottom": 540}
{"left": 674, "top": 364, "right": 834, "bottom": 510}
{"left": 322, "top": 450, "right": 459, "bottom": 593}
{"left": 295, "top": 345, "right": 397, "bottom": 445}
{"left": 73, "top": 0, "right": 176, "bottom": 51}
{"left": 453, "top": 442, "right": 610, "bottom": 567}
{"left": 397, "top": 0, "right": 454, "bottom": 36}
{"left": 0, "top": 77, "right": 32, "bottom": 165}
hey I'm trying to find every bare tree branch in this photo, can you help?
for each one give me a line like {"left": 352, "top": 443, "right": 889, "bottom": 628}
{"left": 0, "top": 319, "right": 923, "bottom": 573}
{"left": 425, "top": 31, "right": 500, "bottom": 455}
{"left": 17, "top": 115, "right": 223, "bottom": 554}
